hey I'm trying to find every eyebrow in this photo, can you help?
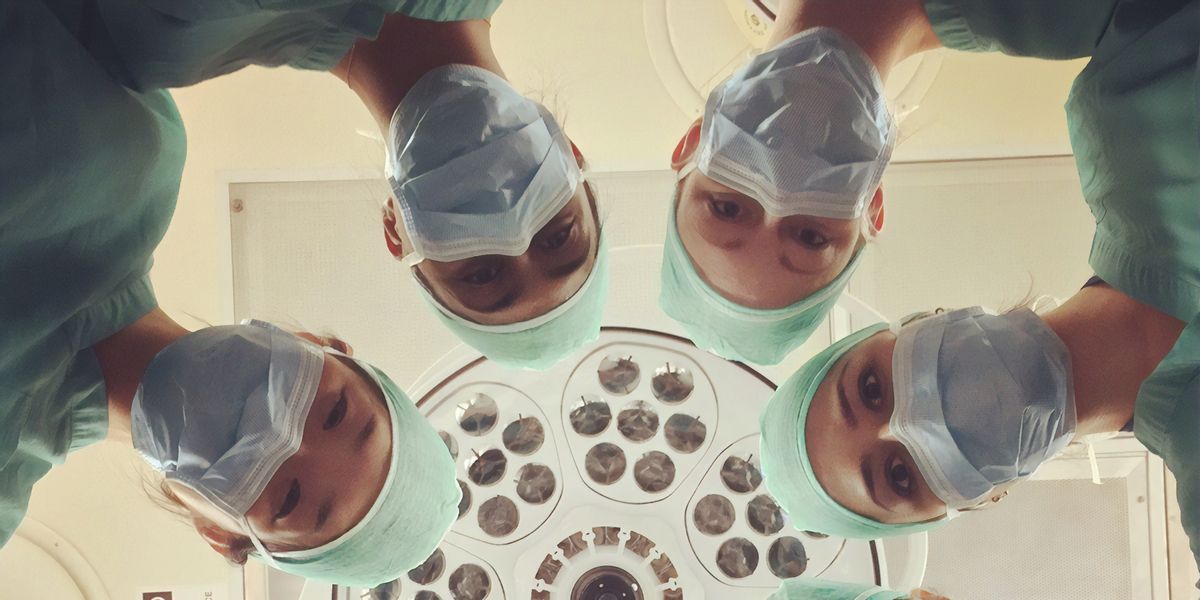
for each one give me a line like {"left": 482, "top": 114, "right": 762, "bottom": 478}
{"left": 778, "top": 254, "right": 821, "bottom": 276}
{"left": 545, "top": 244, "right": 591, "bottom": 280}
{"left": 476, "top": 289, "right": 522, "bottom": 314}
{"left": 860, "top": 457, "right": 892, "bottom": 514}
{"left": 315, "top": 496, "right": 334, "bottom": 531}
{"left": 717, "top": 237, "right": 747, "bottom": 251}
{"left": 355, "top": 414, "right": 377, "bottom": 453}
{"left": 835, "top": 360, "right": 858, "bottom": 429}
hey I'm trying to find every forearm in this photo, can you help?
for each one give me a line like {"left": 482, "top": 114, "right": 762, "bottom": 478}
{"left": 770, "top": 0, "right": 941, "bottom": 78}
{"left": 333, "top": 14, "right": 502, "bottom": 130}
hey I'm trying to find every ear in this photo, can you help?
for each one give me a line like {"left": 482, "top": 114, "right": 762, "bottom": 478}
{"left": 568, "top": 139, "right": 587, "bottom": 170}
{"left": 191, "top": 516, "right": 253, "bottom": 565}
{"left": 670, "top": 118, "right": 704, "bottom": 172}
{"left": 293, "top": 332, "right": 354, "bottom": 356}
{"left": 381, "top": 198, "right": 404, "bottom": 259}
{"left": 867, "top": 186, "right": 885, "bottom": 234}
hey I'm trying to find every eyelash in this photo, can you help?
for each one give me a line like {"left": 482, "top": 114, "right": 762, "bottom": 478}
{"left": 794, "top": 228, "right": 829, "bottom": 249}
{"left": 460, "top": 265, "right": 501, "bottom": 286}
{"left": 274, "top": 479, "right": 300, "bottom": 521}
{"left": 538, "top": 220, "right": 575, "bottom": 250}
{"left": 859, "top": 366, "right": 883, "bottom": 411}
{"left": 707, "top": 197, "right": 742, "bottom": 221}
{"left": 886, "top": 456, "right": 914, "bottom": 498}
{"left": 324, "top": 394, "right": 347, "bottom": 430}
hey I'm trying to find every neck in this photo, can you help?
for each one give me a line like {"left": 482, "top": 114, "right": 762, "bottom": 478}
{"left": 331, "top": 14, "right": 503, "bottom": 132}
{"left": 93, "top": 308, "right": 190, "bottom": 444}
{"left": 1042, "top": 285, "right": 1186, "bottom": 436}
{"left": 770, "top": 0, "right": 941, "bottom": 78}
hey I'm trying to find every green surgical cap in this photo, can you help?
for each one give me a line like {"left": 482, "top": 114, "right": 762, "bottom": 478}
{"left": 659, "top": 200, "right": 864, "bottom": 365}
{"left": 759, "top": 323, "right": 946, "bottom": 539}
{"left": 416, "top": 236, "right": 609, "bottom": 370}
{"left": 269, "top": 361, "right": 459, "bottom": 587}
{"left": 769, "top": 578, "right": 906, "bottom": 600}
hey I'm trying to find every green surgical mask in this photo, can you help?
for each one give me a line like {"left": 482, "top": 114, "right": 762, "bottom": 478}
{"left": 769, "top": 577, "right": 906, "bottom": 600}
{"left": 659, "top": 200, "right": 863, "bottom": 365}
{"left": 414, "top": 236, "right": 609, "bottom": 370}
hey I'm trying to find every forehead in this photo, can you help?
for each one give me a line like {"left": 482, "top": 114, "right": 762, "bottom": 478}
{"left": 802, "top": 332, "right": 892, "bottom": 500}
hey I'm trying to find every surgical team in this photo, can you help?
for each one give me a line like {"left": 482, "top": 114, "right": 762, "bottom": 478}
{"left": 1, "top": 0, "right": 1195, "bottom": 597}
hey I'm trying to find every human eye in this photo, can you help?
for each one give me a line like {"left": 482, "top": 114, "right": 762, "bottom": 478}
{"left": 886, "top": 456, "right": 914, "bottom": 498}
{"left": 273, "top": 479, "right": 301, "bottom": 521}
{"left": 707, "top": 196, "right": 743, "bottom": 221}
{"left": 459, "top": 265, "right": 501, "bottom": 285}
{"left": 794, "top": 228, "right": 829, "bottom": 249}
{"left": 323, "top": 392, "right": 347, "bottom": 430}
{"left": 537, "top": 219, "right": 575, "bottom": 251}
{"left": 859, "top": 367, "right": 883, "bottom": 411}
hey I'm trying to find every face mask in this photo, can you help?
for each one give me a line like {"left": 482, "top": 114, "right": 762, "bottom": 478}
{"left": 131, "top": 320, "right": 325, "bottom": 566}
{"left": 659, "top": 201, "right": 864, "bottom": 365}
{"left": 132, "top": 321, "right": 460, "bottom": 585}
{"left": 890, "top": 307, "right": 1077, "bottom": 509}
{"left": 697, "top": 27, "right": 894, "bottom": 220}
{"left": 413, "top": 236, "right": 610, "bottom": 371}
{"left": 387, "top": 64, "right": 582, "bottom": 264}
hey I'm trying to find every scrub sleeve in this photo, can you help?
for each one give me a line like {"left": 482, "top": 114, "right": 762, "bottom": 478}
{"left": 0, "top": 1, "right": 185, "bottom": 546}
{"left": 1134, "top": 314, "right": 1200, "bottom": 574}
{"left": 80, "top": 0, "right": 504, "bottom": 91}
{"left": 925, "top": 0, "right": 1200, "bottom": 571}
{"left": 924, "top": 0, "right": 1200, "bottom": 322}
{"left": 0, "top": 0, "right": 505, "bottom": 549}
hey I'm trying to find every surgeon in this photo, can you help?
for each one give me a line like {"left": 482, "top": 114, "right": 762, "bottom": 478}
{"left": 660, "top": 0, "right": 940, "bottom": 365}
{"left": 759, "top": 0, "right": 1200, "bottom": 572}
{"left": 93, "top": 1, "right": 608, "bottom": 370}
{"left": 0, "top": 0, "right": 529, "bottom": 587}
{"left": 760, "top": 295, "right": 1199, "bottom": 564}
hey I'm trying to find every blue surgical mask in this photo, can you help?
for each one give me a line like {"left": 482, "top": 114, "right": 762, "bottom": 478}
{"left": 697, "top": 27, "right": 894, "bottom": 220}
{"left": 132, "top": 321, "right": 326, "bottom": 564}
{"left": 890, "top": 307, "right": 1077, "bottom": 509}
{"left": 387, "top": 64, "right": 582, "bottom": 263}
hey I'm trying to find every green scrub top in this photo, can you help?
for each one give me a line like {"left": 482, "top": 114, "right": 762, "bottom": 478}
{"left": 925, "top": 0, "right": 1200, "bottom": 571}
{"left": 0, "top": 1, "right": 185, "bottom": 546}
{"left": 924, "top": 0, "right": 1200, "bottom": 323}
{"left": 769, "top": 578, "right": 906, "bottom": 600}
{"left": 87, "top": 0, "right": 503, "bottom": 91}
{"left": 1135, "top": 313, "right": 1200, "bottom": 573}
{"left": 0, "top": 0, "right": 502, "bottom": 549}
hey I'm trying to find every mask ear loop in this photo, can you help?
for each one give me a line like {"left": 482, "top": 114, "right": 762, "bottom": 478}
{"left": 242, "top": 516, "right": 286, "bottom": 570}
